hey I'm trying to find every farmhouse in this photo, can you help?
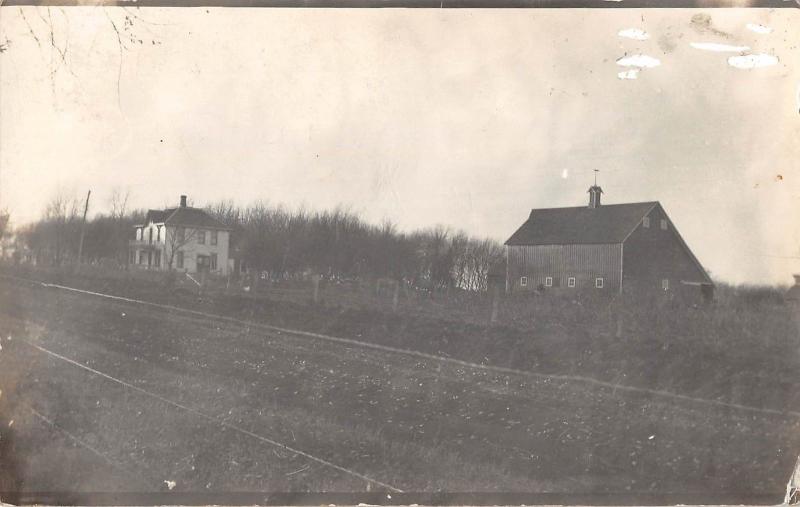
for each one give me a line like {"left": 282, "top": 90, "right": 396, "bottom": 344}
{"left": 504, "top": 185, "right": 714, "bottom": 299}
{"left": 129, "top": 195, "right": 231, "bottom": 276}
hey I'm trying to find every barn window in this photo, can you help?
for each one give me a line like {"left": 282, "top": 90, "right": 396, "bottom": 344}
{"left": 520, "top": 276, "right": 528, "bottom": 287}
{"left": 568, "top": 277, "right": 576, "bottom": 288}
{"left": 595, "top": 277, "right": 604, "bottom": 288}
{"left": 544, "top": 276, "right": 553, "bottom": 287}
{"left": 660, "top": 219, "right": 668, "bottom": 230}
{"left": 643, "top": 216, "right": 650, "bottom": 228}
{"left": 662, "top": 278, "right": 669, "bottom": 290}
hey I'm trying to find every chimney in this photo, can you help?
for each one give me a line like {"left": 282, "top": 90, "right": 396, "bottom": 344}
{"left": 588, "top": 185, "right": 603, "bottom": 209}
{"left": 180, "top": 195, "right": 187, "bottom": 208}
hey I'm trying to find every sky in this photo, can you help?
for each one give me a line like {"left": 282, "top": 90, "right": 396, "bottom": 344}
{"left": 0, "top": 6, "right": 798, "bottom": 285}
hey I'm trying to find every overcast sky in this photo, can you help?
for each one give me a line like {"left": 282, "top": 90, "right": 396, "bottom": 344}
{"left": 0, "top": 6, "right": 798, "bottom": 285}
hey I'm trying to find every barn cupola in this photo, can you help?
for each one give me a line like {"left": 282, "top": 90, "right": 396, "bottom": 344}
{"left": 587, "top": 185, "right": 603, "bottom": 209}
{"left": 180, "top": 195, "right": 187, "bottom": 208}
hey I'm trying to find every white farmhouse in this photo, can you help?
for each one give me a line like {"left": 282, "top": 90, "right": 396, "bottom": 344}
{"left": 130, "top": 195, "right": 231, "bottom": 275}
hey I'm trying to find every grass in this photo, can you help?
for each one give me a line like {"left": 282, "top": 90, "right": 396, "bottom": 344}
{"left": 5, "top": 263, "right": 799, "bottom": 412}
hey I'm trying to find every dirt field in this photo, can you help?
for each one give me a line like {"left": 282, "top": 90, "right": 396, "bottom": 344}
{"left": 0, "top": 274, "right": 798, "bottom": 504}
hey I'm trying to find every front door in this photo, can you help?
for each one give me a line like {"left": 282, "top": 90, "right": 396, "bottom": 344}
{"left": 196, "top": 255, "right": 210, "bottom": 273}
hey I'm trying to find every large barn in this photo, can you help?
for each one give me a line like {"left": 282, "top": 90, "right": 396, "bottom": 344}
{"left": 503, "top": 185, "right": 714, "bottom": 299}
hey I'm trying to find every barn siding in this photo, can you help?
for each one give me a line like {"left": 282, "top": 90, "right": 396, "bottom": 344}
{"left": 507, "top": 243, "right": 622, "bottom": 293}
{"left": 622, "top": 204, "right": 710, "bottom": 296}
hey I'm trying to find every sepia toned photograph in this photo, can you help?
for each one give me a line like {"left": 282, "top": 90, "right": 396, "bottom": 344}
{"left": 0, "top": 1, "right": 798, "bottom": 505}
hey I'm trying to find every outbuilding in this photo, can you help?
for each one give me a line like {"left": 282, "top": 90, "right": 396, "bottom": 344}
{"left": 504, "top": 185, "right": 714, "bottom": 299}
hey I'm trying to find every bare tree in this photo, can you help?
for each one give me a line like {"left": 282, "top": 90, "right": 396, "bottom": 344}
{"left": 3, "top": 7, "right": 165, "bottom": 108}
{"left": 43, "top": 190, "right": 80, "bottom": 266}
{"left": 164, "top": 226, "right": 197, "bottom": 270}
{"left": 0, "top": 210, "right": 10, "bottom": 243}
{"left": 205, "top": 199, "right": 241, "bottom": 229}
{"left": 108, "top": 187, "right": 133, "bottom": 266}
{"left": 109, "top": 187, "right": 131, "bottom": 220}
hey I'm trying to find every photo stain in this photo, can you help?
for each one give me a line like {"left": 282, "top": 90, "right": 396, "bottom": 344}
{"left": 690, "top": 13, "right": 731, "bottom": 39}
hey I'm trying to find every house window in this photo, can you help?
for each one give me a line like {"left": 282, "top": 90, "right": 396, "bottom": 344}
{"left": 544, "top": 276, "right": 553, "bottom": 287}
{"left": 568, "top": 277, "right": 576, "bottom": 288}
{"left": 595, "top": 277, "right": 604, "bottom": 288}
{"left": 210, "top": 253, "right": 217, "bottom": 270}
{"left": 137, "top": 228, "right": 143, "bottom": 240}
{"left": 197, "top": 229, "right": 206, "bottom": 244}
{"left": 520, "top": 276, "right": 528, "bottom": 287}
{"left": 660, "top": 219, "right": 668, "bottom": 230}
{"left": 177, "top": 251, "right": 184, "bottom": 269}
{"left": 177, "top": 227, "right": 185, "bottom": 242}
{"left": 662, "top": 278, "right": 669, "bottom": 290}
{"left": 211, "top": 230, "right": 218, "bottom": 246}
{"left": 643, "top": 216, "right": 650, "bottom": 228}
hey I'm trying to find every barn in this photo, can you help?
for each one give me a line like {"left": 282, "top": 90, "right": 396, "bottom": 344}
{"left": 503, "top": 185, "right": 714, "bottom": 299}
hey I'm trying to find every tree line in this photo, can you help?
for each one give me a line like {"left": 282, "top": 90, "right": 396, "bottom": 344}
{"left": 206, "top": 200, "right": 504, "bottom": 291}
{"left": 9, "top": 190, "right": 141, "bottom": 269}
{"left": 9, "top": 193, "right": 504, "bottom": 292}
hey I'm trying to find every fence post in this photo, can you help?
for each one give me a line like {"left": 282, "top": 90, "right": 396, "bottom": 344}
{"left": 392, "top": 280, "right": 400, "bottom": 313}
{"left": 490, "top": 284, "right": 499, "bottom": 324}
{"left": 312, "top": 274, "right": 321, "bottom": 304}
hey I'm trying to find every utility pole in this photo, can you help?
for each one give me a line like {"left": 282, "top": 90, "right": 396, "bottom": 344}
{"left": 77, "top": 190, "right": 91, "bottom": 265}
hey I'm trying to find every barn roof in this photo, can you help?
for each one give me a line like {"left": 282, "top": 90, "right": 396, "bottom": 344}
{"left": 505, "top": 201, "right": 658, "bottom": 246}
{"left": 144, "top": 207, "right": 231, "bottom": 230}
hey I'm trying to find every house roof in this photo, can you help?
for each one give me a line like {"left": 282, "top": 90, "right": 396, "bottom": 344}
{"left": 144, "top": 206, "right": 231, "bottom": 230}
{"left": 505, "top": 201, "right": 657, "bottom": 246}
{"left": 145, "top": 209, "right": 172, "bottom": 224}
